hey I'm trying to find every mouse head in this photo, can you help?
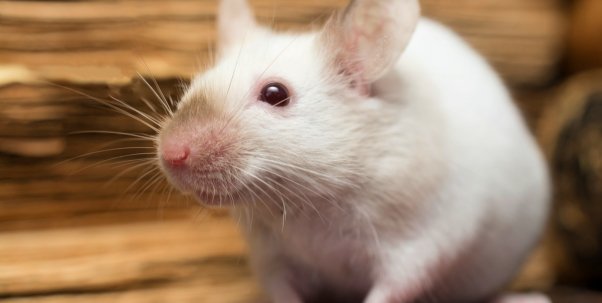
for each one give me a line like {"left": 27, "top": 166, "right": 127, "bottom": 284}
{"left": 157, "top": 0, "right": 420, "bottom": 208}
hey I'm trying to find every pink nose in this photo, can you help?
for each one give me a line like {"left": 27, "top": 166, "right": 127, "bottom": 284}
{"left": 161, "top": 143, "right": 190, "bottom": 167}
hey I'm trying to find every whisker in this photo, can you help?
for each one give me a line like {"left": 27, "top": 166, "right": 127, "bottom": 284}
{"left": 231, "top": 167, "right": 276, "bottom": 217}
{"left": 237, "top": 165, "right": 295, "bottom": 218}
{"left": 103, "top": 96, "right": 160, "bottom": 132}
{"left": 255, "top": 170, "right": 324, "bottom": 222}
{"left": 125, "top": 166, "right": 162, "bottom": 195}
{"left": 168, "top": 95, "right": 177, "bottom": 108}
{"left": 70, "top": 130, "right": 156, "bottom": 141}
{"left": 108, "top": 95, "right": 163, "bottom": 128}
{"left": 51, "top": 82, "right": 161, "bottom": 132}
{"left": 249, "top": 155, "right": 356, "bottom": 187}
{"left": 225, "top": 32, "right": 246, "bottom": 104}
{"left": 131, "top": 171, "right": 166, "bottom": 202}
{"left": 281, "top": 202, "right": 287, "bottom": 231}
{"left": 136, "top": 72, "right": 173, "bottom": 117}
{"left": 161, "top": 185, "right": 175, "bottom": 213}
{"left": 104, "top": 159, "right": 158, "bottom": 187}
{"left": 57, "top": 146, "right": 155, "bottom": 166}
{"left": 54, "top": 137, "right": 154, "bottom": 168}
{"left": 68, "top": 152, "right": 156, "bottom": 176}
{"left": 147, "top": 70, "right": 172, "bottom": 117}
{"left": 139, "top": 96, "right": 158, "bottom": 113}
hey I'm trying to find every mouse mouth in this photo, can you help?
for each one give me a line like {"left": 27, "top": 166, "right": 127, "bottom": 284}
{"left": 160, "top": 161, "right": 247, "bottom": 206}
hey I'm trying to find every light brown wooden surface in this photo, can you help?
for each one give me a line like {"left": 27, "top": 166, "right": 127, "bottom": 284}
{"left": 0, "top": 216, "right": 264, "bottom": 303}
{"left": 568, "top": 0, "right": 602, "bottom": 72}
{"left": 0, "top": 0, "right": 566, "bottom": 86}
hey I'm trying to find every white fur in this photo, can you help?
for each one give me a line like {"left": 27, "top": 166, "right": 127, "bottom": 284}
{"left": 159, "top": 1, "right": 550, "bottom": 302}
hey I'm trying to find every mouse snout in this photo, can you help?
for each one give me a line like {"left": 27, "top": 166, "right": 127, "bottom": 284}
{"left": 160, "top": 139, "right": 191, "bottom": 168}
{"left": 158, "top": 124, "right": 238, "bottom": 172}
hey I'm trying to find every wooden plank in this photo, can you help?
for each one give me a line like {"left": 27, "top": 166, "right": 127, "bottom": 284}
{"left": 0, "top": 218, "right": 262, "bottom": 302}
{"left": 0, "top": 208, "right": 194, "bottom": 232}
{"left": 567, "top": 0, "right": 602, "bottom": 72}
{"left": 1, "top": 278, "right": 263, "bottom": 303}
{"left": 421, "top": 0, "right": 566, "bottom": 86}
{"left": 0, "top": 0, "right": 566, "bottom": 86}
{"left": 0, "top": 185, "right": 189, "bottom": 222}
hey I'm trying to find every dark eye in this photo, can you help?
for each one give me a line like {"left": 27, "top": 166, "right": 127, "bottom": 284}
{"left": 259, "top": 82, "right": 290, "bottom": 107}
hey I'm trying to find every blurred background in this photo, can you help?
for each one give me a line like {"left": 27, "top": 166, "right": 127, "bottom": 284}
{"left": 0, "top": 0, "right": 600, "bottom": 302}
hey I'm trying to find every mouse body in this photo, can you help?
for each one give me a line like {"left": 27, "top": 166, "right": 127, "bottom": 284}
{"left": 157, "top": 1, "right": 550, "bottom": 302}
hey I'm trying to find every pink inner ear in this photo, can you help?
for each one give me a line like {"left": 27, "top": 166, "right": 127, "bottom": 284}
{"left": 338, "top": 42, "right": 371, "bottom": 97}
{"left": 337, "top": 60, "right": 371, "bottom": 97}
{"left": 336, "top": 18, "right": 389, "bottom": 97}
{"left": 351, "top": 18, "right": 388, "bottom": 45}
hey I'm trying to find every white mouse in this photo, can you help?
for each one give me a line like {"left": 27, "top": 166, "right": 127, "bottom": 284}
{"left": 156, "top": 0, "right": 551, "bottom": 302}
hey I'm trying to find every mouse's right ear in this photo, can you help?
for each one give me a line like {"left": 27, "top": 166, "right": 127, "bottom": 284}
{"left": 320, "top": 0, "right": 420, "bottom": 95}
{"left": 217, "top": 0, "right": 257, "bottom": 56}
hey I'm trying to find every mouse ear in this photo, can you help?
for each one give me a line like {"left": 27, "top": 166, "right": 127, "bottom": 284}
{"left": 321, "top": 0, "right": 420, "bottom": 93}
{"left": 217, "top": 0, "right": 258, "bottom": 55}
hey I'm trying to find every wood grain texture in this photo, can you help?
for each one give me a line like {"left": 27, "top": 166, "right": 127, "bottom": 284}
{"left": 568, "top": 0, "right": 602, "bottom": 72}
{"left": 0, "top": 0, "right": 566, "bottom": 86}
{"left": 0, "top": 217, "right": 263, "bottom": 303}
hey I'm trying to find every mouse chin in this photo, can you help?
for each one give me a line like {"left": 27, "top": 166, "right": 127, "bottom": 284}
{"left": 193, "top": 188, "right": 242, "bottom": 207}
{"left": 171, "top": 179, "right": 245, "bottom": 207}
{"left": 168, "top": 173, "right": 246, "bottom": 207}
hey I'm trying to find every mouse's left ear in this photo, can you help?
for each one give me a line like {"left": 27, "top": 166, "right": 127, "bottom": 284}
{"left": 217, "top": 0, "right": 257, "bottom": 56}
{"left": 321, "top": 0, "right": 420, "bottom": 93}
